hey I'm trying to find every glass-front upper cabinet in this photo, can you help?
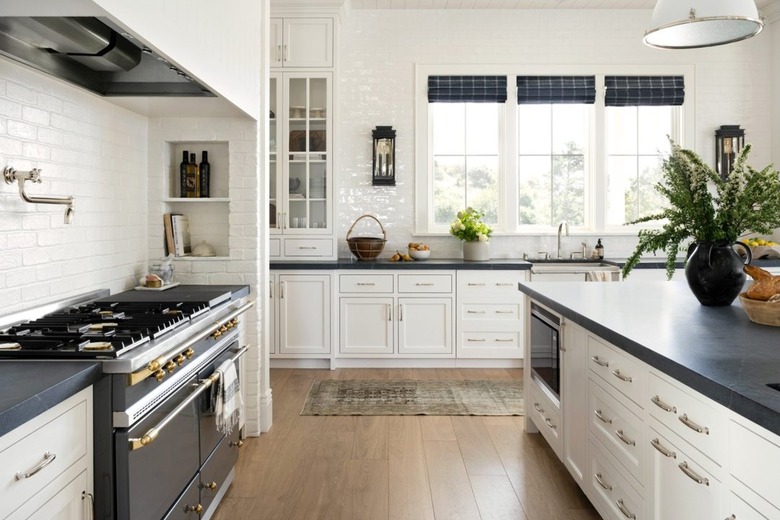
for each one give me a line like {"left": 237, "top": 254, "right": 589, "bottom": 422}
{"left": 269, "top": 72, "right": 332, "bottom": 235}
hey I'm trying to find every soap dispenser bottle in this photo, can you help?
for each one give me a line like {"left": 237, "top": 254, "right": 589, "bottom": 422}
{"left": 595, "top": 238, "right": 604, "bottom": 259}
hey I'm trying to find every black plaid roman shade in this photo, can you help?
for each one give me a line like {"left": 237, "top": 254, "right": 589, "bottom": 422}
{"left": 605, "top": 76, "right": 685, "bottom": 106}
{"left": 516, "top": 76, "right": 596, "bottom": 104}
{"left": 427, "top": 76, "right": 508, "bottom": 103}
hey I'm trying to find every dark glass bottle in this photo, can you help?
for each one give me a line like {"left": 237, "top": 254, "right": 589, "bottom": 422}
{"left": 180, "top": 150, "right": 189, "bottom": 197}
{"left": 595, "top": 238, "right": 604, "bottom": 259}
{"left": 185, "top": 152, "right": 200, "bottom": 197}
{"left": 199, "top": 150, "right": 210, "bottom": 198}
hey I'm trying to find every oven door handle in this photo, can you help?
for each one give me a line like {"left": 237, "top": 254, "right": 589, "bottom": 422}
{"left": 128, "top": 346, "right": 249, "bottom": 451}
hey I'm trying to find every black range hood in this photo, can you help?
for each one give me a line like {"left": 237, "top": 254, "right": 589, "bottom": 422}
{"left": 0, "top": 16, "right": 214, "bottom": 97}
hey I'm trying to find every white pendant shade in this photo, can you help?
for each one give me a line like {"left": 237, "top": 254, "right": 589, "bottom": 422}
{"left": 644, "top": 0, "right": 764, "bottom": 49}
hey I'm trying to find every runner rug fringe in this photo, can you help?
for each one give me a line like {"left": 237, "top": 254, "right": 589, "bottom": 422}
{"left": 300, "top": 379, "right": 524, "bottom": 416}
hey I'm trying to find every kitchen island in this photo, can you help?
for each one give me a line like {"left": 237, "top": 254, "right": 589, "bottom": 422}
{"left": 519, "top": 280, "right": 780, "bottom": 520}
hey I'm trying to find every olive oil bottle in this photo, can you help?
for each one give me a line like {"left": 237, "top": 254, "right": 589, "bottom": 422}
{"left": 179, "top": 150, "right": 189, "bottom": 197}
{"left": 185, "top": 152, "right": 200, "bottom": 197}
{"left": 199, "top": 150, "right": 210, "bottom": 198}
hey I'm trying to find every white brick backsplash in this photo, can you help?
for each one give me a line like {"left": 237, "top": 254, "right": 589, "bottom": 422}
{"left": 336, "top": 10, "right": 775, "bottom": 257}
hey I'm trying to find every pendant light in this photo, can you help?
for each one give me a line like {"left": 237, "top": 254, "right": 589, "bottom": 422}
{"left": 644, "top": 0, "right": 764, "bottom": 49}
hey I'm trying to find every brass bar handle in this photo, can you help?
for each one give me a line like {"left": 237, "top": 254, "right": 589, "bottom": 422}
{"left": 650, "top": 438, "right": 676, "bottom": 458}
{"left": 280, "top": 281, "right": 285, "bottom": 299}
{"left": 15, "top": 452, "right": 56, "bottom": 480}
{"left": 129, "top": 346, "right": 249, "bottom": 450}
{"left": 612, "top": 369, "right": 633, "bottom": 383}
{"left": 467, "top": 338, "right": 487, "bottom": 342}
{"left": 594, "top": 472, "right": 612, "bottom": 491}
{"left": 127, "top": 301, "right": 253, "bottom": 387}
{"left": 298, "top": 246, "right": 317, "bottom": 250}
{"left": 616, "top": 499, "right": 637, "bottom": 519}
{"left": 495, "top": 338, "right": 513, "bottom": 342}
{"left": 270, "top": 280, "right": 274, "bottom": 299}
{"left": 592, "top": 355, "right": 610, "bottom": 367}
{"left": 678, "top": 461, "right": 709, "bottom": 486}
{"left": 615, "top": 429, "right": 636, "bottom": 446}
{"left": 415, "top": 282, "right": 434, "bottom": 286}
{"left": 594, "top": 409, "right": 613, "bottom": 424}
{"left": 651, "top": 395, "right": 676, "bottom": 413}
{"left": 387, "top": 304, "right": 392, "bottom": 322}
{"left": 399, "top": 304, "right": 404, "bottom": 321}
{"left": 495, "top": 282, "right": 514, "bottom": 286}
{"left": 356, "top": 282, "right": 376, "bottom": 286}
{"left": 277, "top": 212, "right": 281, "bottom": 229}
{"left": 467, "top": 282, "right": 486, "bottom": 286}
{"left": 467, "top": 310, "right": 486, "bottom": 314}
{"left": 679, "top": 414, "right": 709, "bottom": 435}
{"left": 495, "top": 310, "right": 513, "bottom": 314}
{"left": 544, "top": 417, "right": 557, "bottom": 430}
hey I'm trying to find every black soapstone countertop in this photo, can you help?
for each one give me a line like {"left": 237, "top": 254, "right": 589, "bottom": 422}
{"left": 271, "top": 258, "right": 535, "bottom": 270}
{"left": 518, "top": 281, "right": 780, "bottom": 436}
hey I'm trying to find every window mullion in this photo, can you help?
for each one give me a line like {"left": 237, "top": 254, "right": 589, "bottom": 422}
{"left": 592, "top": 75, "right": 606, "bottom": 232}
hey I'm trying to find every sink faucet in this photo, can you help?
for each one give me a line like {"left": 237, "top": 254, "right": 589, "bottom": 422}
{"left": 557, "top": 221, "right": 569, "bottom": 259}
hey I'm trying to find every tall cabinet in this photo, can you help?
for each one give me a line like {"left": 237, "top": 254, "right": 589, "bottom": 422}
{"left": 269, "top": 15, "right": 336, "bottom": 260}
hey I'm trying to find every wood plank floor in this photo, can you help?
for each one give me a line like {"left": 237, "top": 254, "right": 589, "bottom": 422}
{"left": 213, "top": 368, "right": 601, "bottom": 520}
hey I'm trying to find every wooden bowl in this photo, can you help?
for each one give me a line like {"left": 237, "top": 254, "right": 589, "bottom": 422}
{"left": 738, "top": 293, "right": 780, "bottom": 327}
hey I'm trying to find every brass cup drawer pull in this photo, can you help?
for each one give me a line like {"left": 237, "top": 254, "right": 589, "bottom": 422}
{"left": 611, "top": 369, "right": 633, "bottom": 383}
{"left": 594, "top": 409, "right": 613, "bottom": 424}
{"left": 594, "top": 472, "right": 612, "bottom": 491}
{"left": 679, "top": 413, "right": 709, "bottom": 435}
{"left": 616, "top": 499, "right": 637, "bottom": 519}
{"left": 592, "top": 355, "right": 610, "bottom": 367}
{"left": 15, "top": 452, "right": 56, "bottom": 480}
{"left": 615, "top": 429, "right": 636, "bottom": 446}
{"left": 650, "top": 438, "right": 676, "bottom": 458}
{"left": 678, "top": 461, "right": 710, "bottom": 486}
{"left": 651, "top": 395, "right": 676, "bottom": 413}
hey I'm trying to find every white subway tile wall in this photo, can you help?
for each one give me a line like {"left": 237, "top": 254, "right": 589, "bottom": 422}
{"left": 336, "top": 10, "right": 774, "bottom": 258}
{"left": 0, "top": 59, "right": 148, "bottom": 314}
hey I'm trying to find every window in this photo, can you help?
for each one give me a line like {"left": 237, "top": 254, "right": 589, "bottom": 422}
{"left": 415, "top": 66, "right": 693, "bottom": 235}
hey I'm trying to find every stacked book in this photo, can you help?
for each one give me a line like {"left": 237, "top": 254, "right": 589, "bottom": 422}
{"left": 163, "top": 214, "right": 192, "bottom": 256}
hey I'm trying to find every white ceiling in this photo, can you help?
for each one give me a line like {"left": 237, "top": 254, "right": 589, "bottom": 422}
{"left": 347, "top": 0, "right": 773, "bottom": 9}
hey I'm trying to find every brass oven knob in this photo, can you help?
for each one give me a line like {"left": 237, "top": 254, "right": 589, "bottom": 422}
{"left": 154, "top": 369, "right": 166, "bottom": 382}
{"left": 164, "top": 360, "right": 176, "bottom": 373}
{"left": 148, "top": 359, "right": 161, "bottom": 371}
{"left": 231, "top": 318, "right": 239, "bottom": 326}
{"left": 212, "top": 330, "right": 222, "bottom": 340}
{"left": 175, "top": 354, "right": 186, "bottom": 366}
{"left": 184, "top": 348, "right": 195, "bottom": 359}
{"left": 185, "top": 503, "right": 203, "bottom": 514}
{"left": 229, "top": 439, "right": 244, "bottom": 448}
{"left": 220, "top": 325, "right": 229, "bottom": 333}
{"left": 203, "top": 481, "right": 218, "bottom": 490}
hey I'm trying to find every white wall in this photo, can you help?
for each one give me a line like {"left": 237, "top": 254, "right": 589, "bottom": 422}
{"left": 0, "top": 59, "right": 148, "bottom": 315}
{"left": 336, "top": 9, "right": 774, "bottom": 258}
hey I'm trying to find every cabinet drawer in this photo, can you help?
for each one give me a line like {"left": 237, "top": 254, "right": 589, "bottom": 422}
{"left": 461, "top": 303, "right": 520, "bottom": 321}
{"left": 528, "top": 380, "right": 561, "bottom": 456}
{"left": 284, "top": 238, "right": 333, "bottom": 257}
{"left": 588, "top": 335, "right": 646, "bottom": 408}
{"left": 0, "top": 393, "right": 90, "bottom": 517}
{"left": 457, "top": 271, "right": 524, "bottom": 298}
{"left": 730, "top": 419, "right": 780, "bottom": 508}
{"left": 647, "top": 372, "right": 724, "bottom": 464}
{"left": 588, "top": 378, "right": 645, "bottom": 486}
{"left": 460, "top": 331, "right": 519, "bottom": 348}
{"left": 588, "top": 438, "right": 644, "bottom": 520}
{"left": 270, "top": 238, "right": 281, "bottom": 257}
{"left": 339, "top": 274, "right": 393, "bottom": 293}
{"left": 398, "top": 274, "right": 452, "bottom": 293}
{"left": 727, "top": 490, "right": 776, "bottom": 520}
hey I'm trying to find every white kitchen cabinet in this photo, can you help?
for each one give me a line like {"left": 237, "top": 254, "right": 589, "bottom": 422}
{"left": 1, "top": 388, "right": 93, "bottom": 520}
{"left": 270, "top": 18, "right": 334, "bottom": 68}
{"left": 647, "top": 423, "right": 723, "bottom": 520}
{"left": 456, "top": 271, "right": 526, "bottom": 359}
{"left": 269, "top": 72, "right": 335, "bottom": 260}
{"left": 587, "top": 437, "right": 644, "bottom": 520}
{"left": 338, "top": 271, "right": 454, "bottom": 358}
{"left": 270, "top": 272, "right": 333, "bottom": 357}
{"left": 561, "top": 319, "right": 588, "bottom": 487}
{"left": 527, "top": 379, "right": 562, "bottom": 457}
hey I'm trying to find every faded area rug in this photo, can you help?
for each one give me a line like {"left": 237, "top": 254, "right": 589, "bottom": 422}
{"left": 300, "top": 379, "right": 524, "bottom": 416}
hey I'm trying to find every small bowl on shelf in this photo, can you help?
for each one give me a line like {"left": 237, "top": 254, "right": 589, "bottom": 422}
{"left": 408, "top": 248, "right": 431, "bottom": 261}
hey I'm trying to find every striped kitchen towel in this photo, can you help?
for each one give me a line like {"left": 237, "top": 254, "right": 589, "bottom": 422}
{"left": 214, "top": 360, "right": 243, "bottom": 434}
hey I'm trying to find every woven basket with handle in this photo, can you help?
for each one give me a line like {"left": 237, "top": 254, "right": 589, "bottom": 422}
{"left": 346, "top": 214, "right": 387, "bottom": 260}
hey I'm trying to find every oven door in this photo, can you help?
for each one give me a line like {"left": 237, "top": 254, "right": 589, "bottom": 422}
{"left": 114, "top": 377, "right": 203, "bottom": 520}
{"left": 529, "top": 303, "right": 561, "bottom": 406}
{"left": 199, "top": 341, "right": 242, "bottom": 464}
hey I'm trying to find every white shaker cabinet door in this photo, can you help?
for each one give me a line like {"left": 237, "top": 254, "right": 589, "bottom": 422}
{"left": 339, "top": 297, "right": 394, "bottom": 355}
{"left": 397, "top": 298, "right": 453, "bottom": 356}
{"left": 278, "top": 274, "right": 331, "bottom": 355}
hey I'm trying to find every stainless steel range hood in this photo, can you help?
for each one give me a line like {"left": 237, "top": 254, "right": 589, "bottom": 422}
{"left": 0, "top": 16, "right": 214, "bottom": 97}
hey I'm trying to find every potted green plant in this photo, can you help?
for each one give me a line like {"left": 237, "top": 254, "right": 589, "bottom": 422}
{"left": 450, "top": 207, "right": 493, "bottom": 261}
{"left": 622, "top": 140, "right": 780, "bottom": 305}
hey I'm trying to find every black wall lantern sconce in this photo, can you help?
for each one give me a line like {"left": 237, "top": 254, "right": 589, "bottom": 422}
{"left": 372, "top": 126, "right": 396, "bottom": 186}
{"left": 715, "top": 125, "right": 745, "bottom": 179}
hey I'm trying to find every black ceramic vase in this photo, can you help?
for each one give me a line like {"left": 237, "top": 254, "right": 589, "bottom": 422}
{"left": 685, "top": 241, "right": 752, "bottom": 306}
